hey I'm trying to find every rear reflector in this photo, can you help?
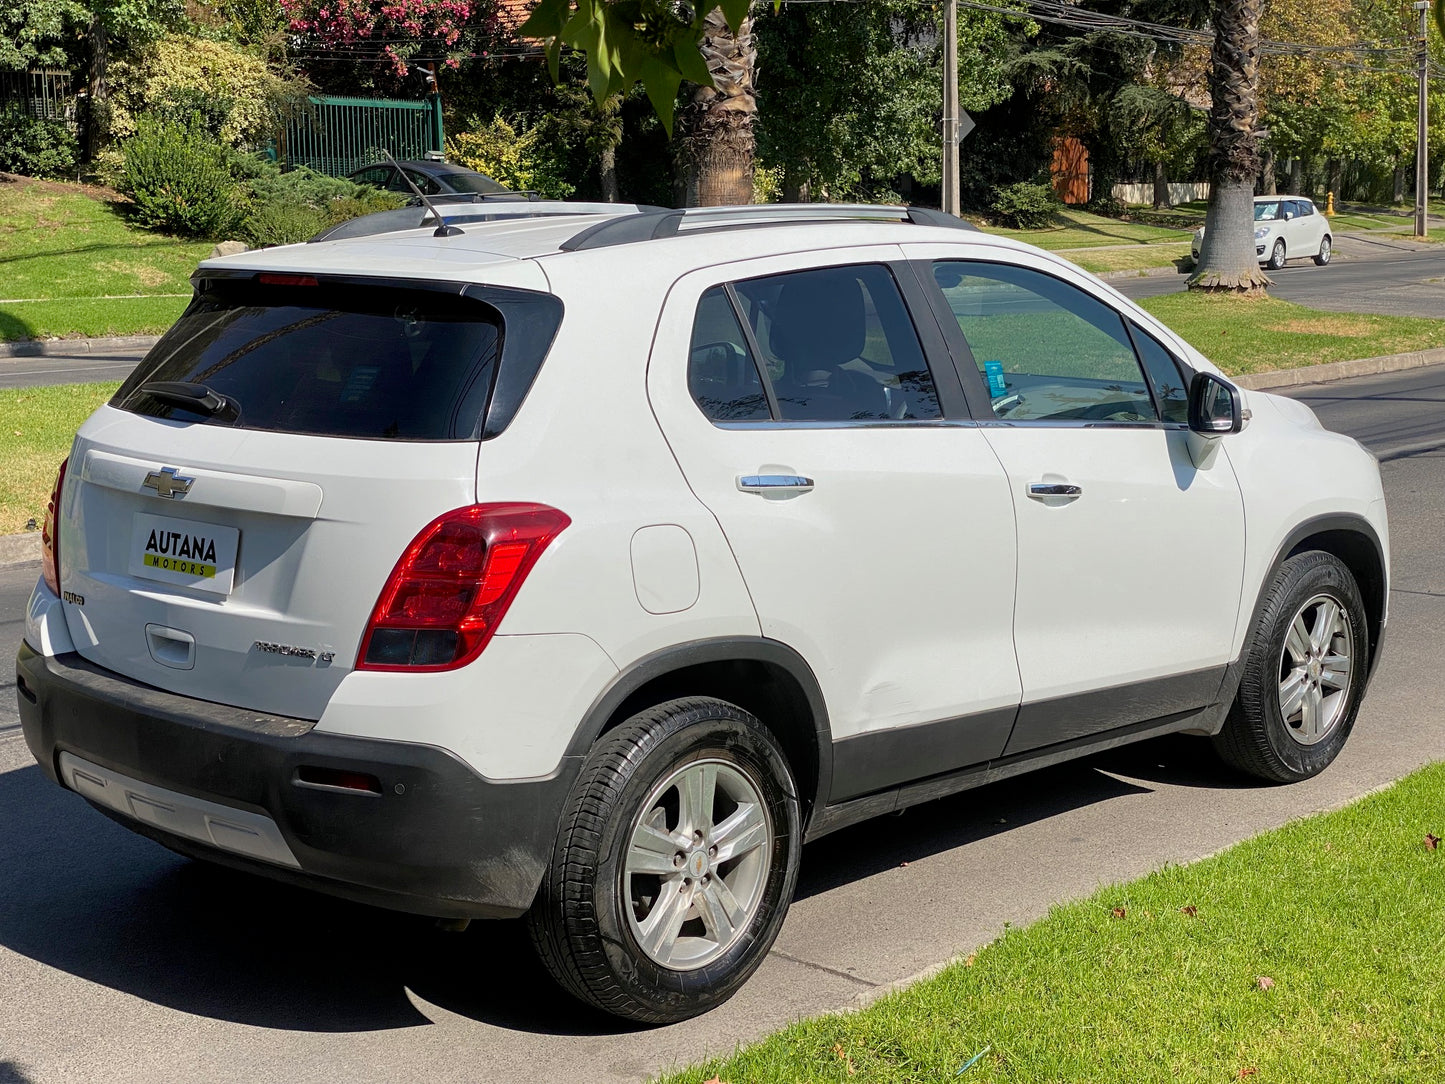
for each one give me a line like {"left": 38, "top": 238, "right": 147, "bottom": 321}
{"left": 358, "top": 503, "right": 570, "bottom": 671}
{"left": 42, "top": 457, "right": 67, "bottom": 596}
{"left": 294, "top": 766, "right": 383, "bottom": 794}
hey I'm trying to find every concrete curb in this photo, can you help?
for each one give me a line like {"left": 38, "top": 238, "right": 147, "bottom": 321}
{"left": 1234, "top": 346, "right": 1445, "bottom": 390}
{"left": 0, "top": 335, "right": 160, "bottom": 359}
{"left": 0, "top": 531, "right": 39, "bottom": 569}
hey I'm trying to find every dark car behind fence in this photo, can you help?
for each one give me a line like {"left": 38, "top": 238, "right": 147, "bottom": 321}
{"left": 281, "top": 95, "right": 444, "bottom": 178}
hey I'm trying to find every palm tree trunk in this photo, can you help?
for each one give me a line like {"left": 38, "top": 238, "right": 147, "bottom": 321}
{"left": 677, "top": 7, "right": 757, "bottom": 207}
{"left": 1188, "top": 0, "right": 1270, "bottom": 293}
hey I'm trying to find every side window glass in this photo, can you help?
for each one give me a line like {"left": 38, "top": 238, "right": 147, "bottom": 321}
{"left": 931, "top": 261, "right": 1158, "bottom": 423}
{"left": 1297, "top": 200, "right": 1314, "bottom": 217}
{"left": 687, "top": 287, "right": 770, "bottom": 422}
{"left": 406, "top": 169, "right": 441, "bottom": 195}
{"left": 730, "top": 264, "right": 941, "bottom": 422}
{"left": 1130, "top": 324, "right": 1190, "bottom": 424}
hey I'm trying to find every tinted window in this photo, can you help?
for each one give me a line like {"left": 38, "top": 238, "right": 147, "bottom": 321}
{"left": 932, "top": 261, "right": 1158, "bottom": 423}
{"left": 113, "top": 281, "right": 502, "bottom": 440}
{"left": 1130, "top": 324, "right": 1190, "bottom": 424}
{"left": 404, "top": 169, "right": 442, "bottom": 195}
{"left": 439, "top": 170, "right": 510, "bottom": 195}
{"left": 353, "top": 166, "right": 389, "bottom": 187}
{"left": 730, "top": 264, "right": 941, "bottom": 422}
{"left": 688, "top": 287, "right": 769, "bottom": 422}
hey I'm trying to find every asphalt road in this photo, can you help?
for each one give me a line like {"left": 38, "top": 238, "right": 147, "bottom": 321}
{"left": 1114, "top": 239, "right": 1445, "bottom": 318}
{"left": 1, "top": 368, "right": 1443, "bottom": 1083}
{"left": 0, "top": 350, "right": 144, "bottom": 390}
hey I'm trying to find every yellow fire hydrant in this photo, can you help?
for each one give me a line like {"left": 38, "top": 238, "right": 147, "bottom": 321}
{"left": 1326, "top": 192, "right": 1335, "bottom": 216}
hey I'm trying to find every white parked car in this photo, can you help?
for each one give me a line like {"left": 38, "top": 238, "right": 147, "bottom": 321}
{"left": 1191, "top": 195, "right": 1333, "bottom": 269}
{"left": 18, "top": 202, "right": 1387, "bottom": 1023}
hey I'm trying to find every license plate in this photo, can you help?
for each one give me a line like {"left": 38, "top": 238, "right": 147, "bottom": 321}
{"left": 129, "top": 512, "right": 240, "bottom": 595}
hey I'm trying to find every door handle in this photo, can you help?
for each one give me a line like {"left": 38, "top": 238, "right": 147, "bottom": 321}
{"left": 1028, "top": 482, "right": 1082, "bottom": 500}
{"left": 738, "top": 474, "right": 814, "bottom": 493}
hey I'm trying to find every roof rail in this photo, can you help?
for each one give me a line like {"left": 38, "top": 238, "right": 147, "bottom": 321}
{"left": 559, "top": 203, "right": 979, "bottom": 252}
{"left": 309, "top": 200, "right": 665, "bottom": 243}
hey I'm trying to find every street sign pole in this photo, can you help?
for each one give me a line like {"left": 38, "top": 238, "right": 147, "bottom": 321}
{"left": 1415, "top": 1, "right": 1430, "bottom": 239}
{"left": 942, "top": 0, "right": 960, "bottom": 216}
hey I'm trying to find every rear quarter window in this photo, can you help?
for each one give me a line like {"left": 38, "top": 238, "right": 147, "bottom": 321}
{"left": 113, "top": 279, "right": 506, "bottom": 441}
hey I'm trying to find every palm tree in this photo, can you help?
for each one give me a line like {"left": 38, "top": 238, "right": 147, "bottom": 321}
{"left": 1188, "top": 0, "right": 1270, "bottom": 292}
{"left": 677, "top": 6, "right": 757, "bottom": 206}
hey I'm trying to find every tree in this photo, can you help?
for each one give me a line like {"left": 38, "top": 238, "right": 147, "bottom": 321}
{"left": 281, "top": 0, "right": 483, "bottom": 90}
{"left": 754, "top": 0, "right": 1020, "bottom": 203}
{"left": 676, "top": 7, "right": 756, "bottom": 205}
{"left": 0, "top": 0, "right": 89, "bottom": 72}
{"left": 1187, "top": 0, "right": 1269, "bottom": 292}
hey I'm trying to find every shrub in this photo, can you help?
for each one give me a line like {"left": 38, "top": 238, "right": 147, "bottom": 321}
{"left": 241, "top": 199, "right": 328, "bottom": 246}
{"left": 448, "top": 115, "right": 575, "bottom": 199}
{"left": 0, "top": 109, "right": 79, "bottom": 178}
{"left": 1086, "top": 193, "right": 1127, "bottom": 218}
{"left": 228, "top": 153, "right": 404, "bottom": 245}
{"left": 990, "top": 180, "right": 1060, "bottom": 229}
{"left": 106, "top": 36, "right": 309, "bottom": 147}
{"left": 121, "top": 115, "right": 244, "bottom": 238}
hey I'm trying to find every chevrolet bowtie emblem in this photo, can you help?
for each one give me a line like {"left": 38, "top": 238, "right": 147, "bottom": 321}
{"left": 141, "top": 466, "right": 194, "bottom": 499}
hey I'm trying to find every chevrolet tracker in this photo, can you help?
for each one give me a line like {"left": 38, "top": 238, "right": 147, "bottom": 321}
{"left": 16, "top": 202, "right": 1388, "bottom": 1023}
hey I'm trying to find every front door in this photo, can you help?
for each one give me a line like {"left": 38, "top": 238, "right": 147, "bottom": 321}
{"left": 908, "top": 245, "right": 1247, "bottom": 755}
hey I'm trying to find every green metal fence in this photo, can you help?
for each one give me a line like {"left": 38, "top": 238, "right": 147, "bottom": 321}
{"left": 281, "top": 95, "right": 445, "bottom": 177}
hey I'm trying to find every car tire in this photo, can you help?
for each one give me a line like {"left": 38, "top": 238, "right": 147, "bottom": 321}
{"left": 1314, "top": 236, "right": 1332, "bottom": 266}
{"left": 1267, "top": 239, "right": 1287, "bottom": 270}
{"left": 1213, "top": 551, "right": 1368, "bottom": 783}
{"left": 528, "top": 697, "right": 802, "bottom": 1023}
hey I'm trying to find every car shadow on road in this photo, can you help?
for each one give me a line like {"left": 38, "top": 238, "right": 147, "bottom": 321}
{"left": 0, "top": 762, "right": 625, "bottom": 1037}
{"left": 796, "top": 734, "right": 1246, "bottom": 901}
{"left": 0, "top": 733, "right": 1247, "bottom": 1037}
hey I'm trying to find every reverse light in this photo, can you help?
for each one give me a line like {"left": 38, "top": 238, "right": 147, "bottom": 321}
{"left": 41, "top": 457, "right": 67, "bottom": 595}
{"left": 357, "top": 503, "right": 570, "bottom": 671}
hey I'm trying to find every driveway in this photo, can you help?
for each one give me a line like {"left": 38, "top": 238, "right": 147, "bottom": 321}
{"left": 1, "top": 369, "right": 1442, "bottom": 1084}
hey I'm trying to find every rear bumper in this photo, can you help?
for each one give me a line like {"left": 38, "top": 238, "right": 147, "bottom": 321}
{"left": 15, "top": 643, "right": 578, "bottom": 919}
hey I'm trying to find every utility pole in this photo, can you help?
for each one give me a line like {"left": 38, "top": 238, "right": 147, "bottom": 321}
{"left": 1415, "top": 0, "right": 1430, "bottom": 239}
{"left": 942, "top": 0, "right": 960, "bottom": 216}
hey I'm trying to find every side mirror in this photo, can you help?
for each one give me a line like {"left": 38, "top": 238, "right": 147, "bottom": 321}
{"left": 1283, "top": 210, "right": 1293, "bottom": 220}
{"left": 1188, "top": 372, "right": 1244, "bottom": 435}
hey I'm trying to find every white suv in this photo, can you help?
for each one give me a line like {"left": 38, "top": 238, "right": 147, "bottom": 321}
{"left": 17, "top": 204, "right": 1388, "bottom": 1023}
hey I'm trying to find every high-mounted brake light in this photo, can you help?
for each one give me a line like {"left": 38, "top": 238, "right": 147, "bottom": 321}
{"left": 358, "top": 503, "right": 570, "bottom": 671}
{"left": 257, "top": 273, "right": 318, "bottom": 286}
{"left": 41, "top": 457, "right": 67, "bottom": 596}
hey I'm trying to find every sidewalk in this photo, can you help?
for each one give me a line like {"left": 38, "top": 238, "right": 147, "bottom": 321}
{"left": 0, "top": 334, "right": 160, "bottom": 360}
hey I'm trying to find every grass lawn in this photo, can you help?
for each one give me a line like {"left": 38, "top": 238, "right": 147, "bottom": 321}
{"left": 664, "top": 761, "right": 1445, "bottom": 1084}
{"left": 1064, "top": 243, "right": 1191, "bottom": 275}
{"left": 0, "top": 382, "right": 120, "bottom": 533}
{"left": 984, "top": 209, "right": 1192, "bottom": 250}
{"left": 0, "top": 174, "right": 210, "bottom": 342}
{"left": 1138, "top": 293, "right": 1445, "bottom": 375}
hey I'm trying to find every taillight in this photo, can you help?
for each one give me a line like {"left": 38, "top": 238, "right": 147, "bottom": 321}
{"left": 357, "top": 503, "right": 570, "bottom": 671}
{"left": 41, "top": 457, "right": 68, "bottom": 595}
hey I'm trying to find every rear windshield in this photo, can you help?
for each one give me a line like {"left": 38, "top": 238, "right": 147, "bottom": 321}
{"left": 113, "top": 279, "right": 502, "bottom": 441}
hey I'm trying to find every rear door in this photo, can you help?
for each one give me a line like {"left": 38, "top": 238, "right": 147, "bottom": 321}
{"left": 56, "top": 275, "right": 518, "bottom": 720}
{"left": 906, "top": 246, "right": 1246, "bottom": 755}
{"left": 647, "top": 248, "right": 1021, "bottom": 800}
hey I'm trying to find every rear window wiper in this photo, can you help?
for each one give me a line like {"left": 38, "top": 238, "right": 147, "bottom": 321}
{"left": 136, "top": 381, "right": 241, "bottom": 423}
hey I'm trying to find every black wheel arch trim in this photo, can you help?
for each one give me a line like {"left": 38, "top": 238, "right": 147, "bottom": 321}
{"left": 1257, "top": 513, "right": 1387, "bottom": 683}
{"left": 565, "top": 637, "right": 834, "bottom": 831}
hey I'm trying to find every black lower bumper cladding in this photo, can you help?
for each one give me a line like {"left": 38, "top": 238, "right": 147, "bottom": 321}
{"left": 15, "top": 644, "right": 578, "bottom": 919}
